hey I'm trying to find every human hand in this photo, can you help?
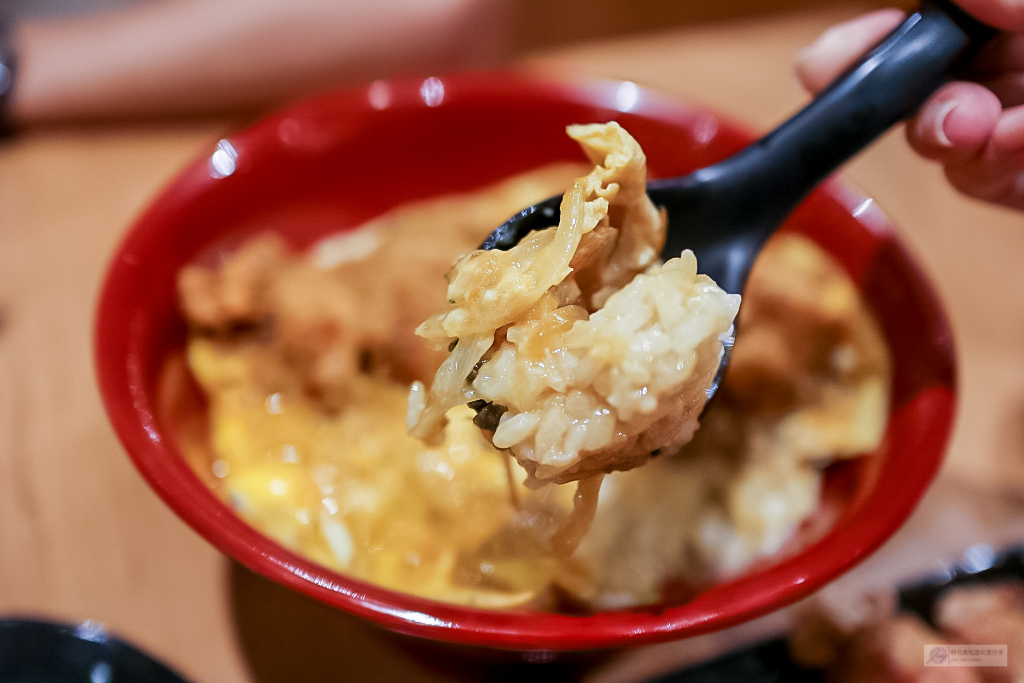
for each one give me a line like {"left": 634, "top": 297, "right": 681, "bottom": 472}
{"left": 795, "top": 6, "right": 1024, "bottom": 210}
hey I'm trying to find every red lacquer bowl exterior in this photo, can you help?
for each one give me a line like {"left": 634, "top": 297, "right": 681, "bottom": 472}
{"left": 94, "top": 73, "right": 956, "bottom": 650}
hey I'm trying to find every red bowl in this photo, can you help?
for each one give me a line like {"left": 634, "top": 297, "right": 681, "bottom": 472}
{"left": 94, "top": 73, "right": 956, "bottom": 650}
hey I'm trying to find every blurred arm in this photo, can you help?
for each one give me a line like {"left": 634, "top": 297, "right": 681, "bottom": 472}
{"left": 8, "top": 0, "right": 509, "bottom": 123}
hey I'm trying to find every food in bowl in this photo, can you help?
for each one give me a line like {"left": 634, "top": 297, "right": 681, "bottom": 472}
{"left": 174, "top": 121, "right": 890, "bottom": 611}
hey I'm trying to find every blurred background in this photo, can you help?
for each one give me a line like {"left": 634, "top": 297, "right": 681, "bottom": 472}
{"left": 3, "top": 0, "right": 919, "bottom": 124}
{"left": 7, "top": 0, "right": 917, "bottom": 51}
{"left": 514, "top": 0, "right": 915, "bottom": 52}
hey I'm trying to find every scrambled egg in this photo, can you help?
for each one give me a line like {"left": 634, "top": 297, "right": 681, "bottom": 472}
{"left": 189, "top": 338, "right": 572, "bottom": 608}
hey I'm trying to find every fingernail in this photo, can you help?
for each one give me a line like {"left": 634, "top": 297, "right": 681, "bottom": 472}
{"left": 794, "top": 29, "right": 845, "bottom": 92}
{"left": 796, "top": 28, "right": 839, "bottom": 68}
{"left": 932, "top": 100, "right": 957, "bottom": 147}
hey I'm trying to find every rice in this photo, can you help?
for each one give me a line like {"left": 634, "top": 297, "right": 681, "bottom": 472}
{"left": 407, "top": 122, "right": 740, "bottom": 484}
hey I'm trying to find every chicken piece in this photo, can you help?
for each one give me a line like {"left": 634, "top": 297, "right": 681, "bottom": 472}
{"left": 177, "top": 163, "right": 585, "bottom": 411}
{"left": 179, "top": 234, "right": 287, "bottom": 331}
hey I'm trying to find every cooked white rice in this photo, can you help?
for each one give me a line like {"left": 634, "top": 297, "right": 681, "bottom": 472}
{"left": 407, "top": 122, "right": 739, "bottom": 485}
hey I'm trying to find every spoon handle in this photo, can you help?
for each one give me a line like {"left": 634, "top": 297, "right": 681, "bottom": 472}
{"left": 655, "top": 0, "right": 995, "bottom": 283}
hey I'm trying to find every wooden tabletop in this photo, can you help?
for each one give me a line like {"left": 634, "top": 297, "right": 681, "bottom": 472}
{"left": 1, "top": 8, "right": 1022, "bottom": 682}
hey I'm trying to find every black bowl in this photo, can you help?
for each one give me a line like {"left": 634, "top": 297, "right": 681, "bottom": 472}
{"left": 0, "top": 619, "right": 188, "bottom": 683}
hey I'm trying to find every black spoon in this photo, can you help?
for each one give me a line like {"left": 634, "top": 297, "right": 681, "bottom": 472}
{"left": 479, "top": 0, "right": 994, "bottom": 399}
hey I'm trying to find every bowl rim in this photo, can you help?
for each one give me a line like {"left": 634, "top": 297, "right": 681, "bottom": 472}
{"left": 94, "top": 71, "right": 957, "bottom": 651}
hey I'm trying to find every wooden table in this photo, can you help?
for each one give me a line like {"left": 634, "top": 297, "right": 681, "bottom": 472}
{"left": 1, "top": 8, "right": 1022, "bottom": 682}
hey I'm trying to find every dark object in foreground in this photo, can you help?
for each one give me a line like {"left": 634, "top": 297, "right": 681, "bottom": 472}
{"left": 0, "top": 618, "right": 189, "bottom": 683}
